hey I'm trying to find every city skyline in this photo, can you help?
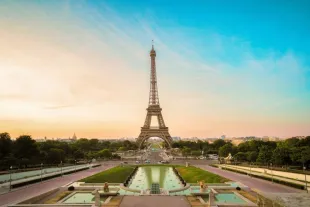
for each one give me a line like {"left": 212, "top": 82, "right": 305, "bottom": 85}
{"left": 1, "top": 0, "right": 310, "bottom": 139}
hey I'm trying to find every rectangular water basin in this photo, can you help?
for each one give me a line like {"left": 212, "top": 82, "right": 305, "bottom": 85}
{"left": 128, "top": 166, "right": 183, "bottom": 191}
{"left": 62, "top": 192, "right": 107, "bottom": 204}
{"left": 202, "top": 193, "right": 247, "bottom": 205}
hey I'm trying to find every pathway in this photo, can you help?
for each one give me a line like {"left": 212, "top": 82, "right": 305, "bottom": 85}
{"left": 220, "top": 164, "right": 309, "bottom": 187}
{"left": 0, "top": 163, "right": 115, "bottom": 207}
{"left": 120, "top": 196, "right": 190, "bottom": 207}
{"left": 196, "top": 165, "right": 302, "bottom": 193}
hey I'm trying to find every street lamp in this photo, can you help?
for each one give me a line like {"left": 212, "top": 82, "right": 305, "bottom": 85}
{"left": 303, "top": 164, "right": 308, "bottom": 193}
{"left": 75, "top": 160, "right": 77, "bottom": 172}
{"left": 60, "top": 161, "right": 63, "bottom": 177}
{"left": 270, "top": 163, "right": 273, "bottom": 183}
{"left": 40, "top": 163, "right": 43, "bottom": 182}
{"left": 250, "top": 162, "right": 252, "bottom": 178}
{"left": 9, "top": 166, "right": 13, "bottom": 191}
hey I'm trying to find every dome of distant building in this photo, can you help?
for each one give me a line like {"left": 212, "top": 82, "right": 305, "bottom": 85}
{"left": 72, "top": 133, "right": 77, "bottom": 140}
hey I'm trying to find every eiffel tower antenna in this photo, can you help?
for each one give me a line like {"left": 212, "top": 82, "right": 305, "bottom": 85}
{"left": 136, "top": 41, "right": 173, "bottom": 149}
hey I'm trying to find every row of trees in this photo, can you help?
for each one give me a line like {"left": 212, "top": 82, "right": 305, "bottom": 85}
{"left": 229, "top": 137, "right": 310, "bottom": 168}
{"left": 0, "top": 132, "right": 138, "bottom": 170}
{"left": 172, "top": 139, "right": 227, "bottom": 157}
{"left": 174, "top": 137, "right": 310, "bottom": 169}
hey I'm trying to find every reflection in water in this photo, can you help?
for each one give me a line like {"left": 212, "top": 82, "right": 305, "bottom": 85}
{"left": 129, "top": 166, "right": 182, "bottom": 190}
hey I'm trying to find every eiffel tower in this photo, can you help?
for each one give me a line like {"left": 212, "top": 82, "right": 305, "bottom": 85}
{"left": 136, "top": 41, "right": 173, "bottom": 149}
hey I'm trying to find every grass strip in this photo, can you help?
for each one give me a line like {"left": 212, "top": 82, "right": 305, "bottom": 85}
{"left": 80, "top": 166, "right": 135, "bottom": 183}
{"left": 176, "top": 166, "right": 229, "bottom": 183}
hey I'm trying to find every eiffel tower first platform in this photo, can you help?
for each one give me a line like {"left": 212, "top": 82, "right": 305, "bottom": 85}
{"left": 136, "top": 42, "right": 173, "bottom": 149}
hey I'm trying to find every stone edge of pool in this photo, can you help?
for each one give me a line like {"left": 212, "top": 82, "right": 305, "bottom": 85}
{"left": 57, "top": 191, "right": 113, "bottom": 204}
{"left": 197, "top": 190, "right": 257, "bottom": 207}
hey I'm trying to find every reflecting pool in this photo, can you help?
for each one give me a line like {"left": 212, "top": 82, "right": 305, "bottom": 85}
{"left": 128, "top": 166, "right": 183, "bottom": 191}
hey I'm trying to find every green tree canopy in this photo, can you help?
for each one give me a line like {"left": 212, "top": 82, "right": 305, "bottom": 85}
{"left": 257, "top": 145, "right": 273, "bottom": 165}
{"left": 14, "top": 135, "right": 39, "bottom": 160}
{"left": 0, "top": 132, "right": 12, "bottom": 159}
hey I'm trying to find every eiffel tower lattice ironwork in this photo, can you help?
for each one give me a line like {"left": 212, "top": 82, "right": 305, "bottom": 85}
{"left": 136, "top": 41, "right": 173, "bottom": 149}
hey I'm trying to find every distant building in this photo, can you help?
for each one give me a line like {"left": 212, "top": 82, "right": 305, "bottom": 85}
{"left": 172, "top": 137, "right": 181, "bottom": 141}
{"left": 220, "top": 135, "right": 226, "bottom": 139}
{"left": 72, "top": 133, "right": 77, "bottom": 140}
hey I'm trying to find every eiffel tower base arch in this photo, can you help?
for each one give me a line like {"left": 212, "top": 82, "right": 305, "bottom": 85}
{"left": 136, "top": 127, "right": 173, "bottom": 149}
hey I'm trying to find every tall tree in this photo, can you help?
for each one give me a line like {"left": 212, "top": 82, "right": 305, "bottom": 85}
{"left": 272, "top": 143, "right": 291, "bottom": 166}
{"left": 257, "top": 145, "right": 273, "bottom": 165}
{"left": 14, "top": 135, "right": 39, "bottom": 160}
{"left": 0, "top": 132, "right": 12, "bottom": 159}
{"left": 219, "top": 143, "right": 233, "bottom": 157}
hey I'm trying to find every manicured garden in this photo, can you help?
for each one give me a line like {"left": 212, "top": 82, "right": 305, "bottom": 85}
{"left": 79, "top": 164, "right": 229, "bottom": 184}
{"left": 80, "top": 166, "right": 135, "bottom": 183}
{"left": 176, "top": 166, "right": 229, "bottom": 183}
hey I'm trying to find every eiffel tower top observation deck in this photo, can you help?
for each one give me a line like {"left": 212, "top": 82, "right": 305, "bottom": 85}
{"left": 136, "top": 41, "right": 173, "bottom": 149}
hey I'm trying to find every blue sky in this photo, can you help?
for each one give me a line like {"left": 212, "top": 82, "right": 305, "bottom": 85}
{"left": 0, "top": 0, "right": 309, "bottom": 138}
{"left": 102, "top": 0, "right": 310, "bottom": 58}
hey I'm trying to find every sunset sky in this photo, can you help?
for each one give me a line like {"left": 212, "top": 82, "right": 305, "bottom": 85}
{"left": 0, "top": 0, "right": 309, "bottom": 139}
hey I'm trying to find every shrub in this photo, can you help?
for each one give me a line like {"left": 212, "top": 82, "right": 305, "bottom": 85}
{"left": 68, "top": 186, "right": 75, "bottom": 191}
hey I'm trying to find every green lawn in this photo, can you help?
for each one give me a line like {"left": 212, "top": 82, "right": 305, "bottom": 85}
{"left": 176, "top": 166, "right": 229, "bottom": 183}
{"left": 79, "top": 166, "right": 135, "bottom": 183}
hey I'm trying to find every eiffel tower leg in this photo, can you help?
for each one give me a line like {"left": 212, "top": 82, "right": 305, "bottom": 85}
{"left": 157, "top": 113, "right": 166, "bottom": 128}
{"left": 143, "top": 113, "right": 152, "bottom": 128}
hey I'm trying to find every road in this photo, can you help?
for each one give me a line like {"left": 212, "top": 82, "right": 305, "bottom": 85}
{"left": 0, "top": 162, "right": 118, "bottom": 207}
{"left": 196, "top": 165, "right": 302, "bottom": 193}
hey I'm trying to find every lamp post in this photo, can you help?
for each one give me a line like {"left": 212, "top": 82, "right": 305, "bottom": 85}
{"left": 270, "top": 163, "right": 273, "bottom": 183}
{"left": 40, "top": 163, "right": 43, "bottom": 182}
{"left": 303, "top": 164, "right": 308, "bottom": 193}
{"left": 60, "top": 161, "right": 63, "bottom": 177}
{"left": 75, "top": 160, "right": 77, "bottom": 172}
{"left": 250, "top": 162, "right": 252, "bottom": 177}
{"left": 9, "top": 166, "right": 13, "bottom": 191}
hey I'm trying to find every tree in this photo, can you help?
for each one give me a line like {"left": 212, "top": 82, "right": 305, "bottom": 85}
{"left": 257, "top": 145, "right": 273, "bottom": 165}
{"left": 246, "top": 151, "right": 258, "bottom": 162}
{"left": 0, "top": 132, "right": 12, "bottom": 159}
{"left": 14, "top": 135, "right": 39, "bottom": 161}
{"left": 300, "top": 147, "right": 310, "bottom": 166}
{"left": 181, "top": 147, "right": 191, "bottom": 157}
{"left": 97, "top": 149, "right": 112, "bottom": 158}
{"left": 118, "top": 147, "right": 127, "bottom": 151}
{"left": 290, "top": 146, "right": 310, "bottom": 168}
{"left": 219, "top": 143, "right": 233, "bottom": 157}
{"left": 89, "top": 139, "right": 99, "bottom": 151}
{"left": 272, "top": 143, "right": 291, "bottom": 166}
{"left": 191, "top": 150, "right": 202, "bottom": 157}
{"left": 234, "top": 152, "right": 247, "bottom": 162}
{"left": 73, "top": 150, "right": 84, "bottom": 160}
{"left": 46, "top": 148, "right": 64, "bottom": 164}
{"left": 111, "top": 154, "right": 121, "bottom": 160}
{"left": 212, "top": 139, "right": 226, "bottom": 150}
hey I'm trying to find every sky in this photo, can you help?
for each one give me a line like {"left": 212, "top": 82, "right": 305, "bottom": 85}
{"left": 0, "top": 0, "right": 310, "bottom": 139}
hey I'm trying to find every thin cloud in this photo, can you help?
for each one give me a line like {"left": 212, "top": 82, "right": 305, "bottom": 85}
{"left": 43, "top": 104, "right": 75, "bottom": 110}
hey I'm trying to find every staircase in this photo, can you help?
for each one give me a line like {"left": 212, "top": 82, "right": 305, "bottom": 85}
{"left": 150, "top": 183, "right": 160, "bottom": 194}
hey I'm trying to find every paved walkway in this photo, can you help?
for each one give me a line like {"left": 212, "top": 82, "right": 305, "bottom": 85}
{"left": 120, "top": 196, "right": 190, "bottom": 207}
{"left": 0, "top": 164, "right": 115, "bottom": 207}
{"left": 196, "top": 165, "right": 302, "bottom": 193}
{"left": 220, "top": 164, "right": 309, "bottom": 187}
